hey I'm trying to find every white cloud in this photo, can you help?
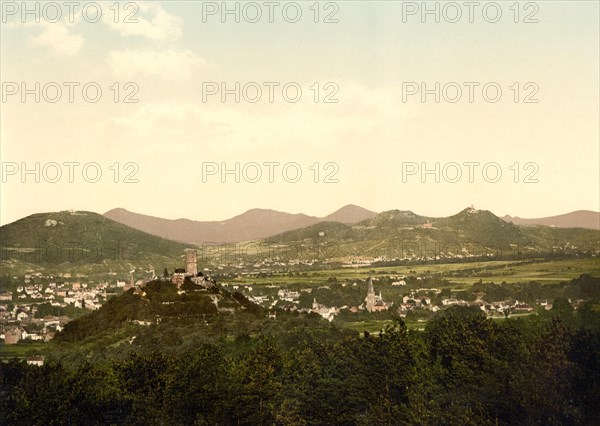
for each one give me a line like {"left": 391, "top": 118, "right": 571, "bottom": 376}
{"left": 30, "top": 22, "right": 84, "bottom": 55}
{"left": 105, "top": 102, "right": 238, "bottom": 149}
{"left": 102, "top": 81, "right": 418, "bottom": 158}
{"left": 103, "top": 1, "right": 182, "bottom": 41}
{"left": 107, "top": 49, "right": 208, "bottom": 81}
{"left": 4, "top": 18, "right": 84, "bottom": 56}
{"left": 3, "top": 6, "right": 85, "bottom": 56}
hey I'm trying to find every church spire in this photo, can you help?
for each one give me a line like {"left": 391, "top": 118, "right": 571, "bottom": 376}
{"left": 365, "top": 276, "right": 376, "bottom": 312}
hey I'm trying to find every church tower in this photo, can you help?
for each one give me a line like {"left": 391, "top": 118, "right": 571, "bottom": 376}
{"left": 365, "top": 276, "right": 376, "bottom": 312}
{"left": 185, "top": 249, "right": 198, "bottom": 276}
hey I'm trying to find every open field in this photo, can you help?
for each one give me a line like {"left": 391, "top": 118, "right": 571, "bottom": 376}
{"left": 0, "top": 343, "right": 49, "bottom": 359}
{"left": 342, "top": 319, "right": 433, "bottom": 334}
{"left": 342, "top": 320, "right": 394, "bottom": 334}
{"left": 226, "top": 258, "right": 600, "bottom": 288}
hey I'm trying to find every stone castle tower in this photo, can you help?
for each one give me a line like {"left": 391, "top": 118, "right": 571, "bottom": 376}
{"left": 365, "top": 276, "right": 376, "bottom": 312}
{"left": 185, "top": 249, "right": 198, "bottom": 276}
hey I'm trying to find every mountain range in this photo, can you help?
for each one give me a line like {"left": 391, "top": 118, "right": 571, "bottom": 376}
{"left": 1, "top": 207, "right": 598, "bottom": 268}
{"left": 104, "top": 206, "right": 600, "bottom": 245}
{"left": 264, "top": 207, "right": 600, "bottom": 259}
{"left": 104, "top": 205, "right": 377, "bottom": 244}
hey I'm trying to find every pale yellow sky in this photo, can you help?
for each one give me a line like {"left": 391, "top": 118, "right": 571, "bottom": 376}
{"left": 1, "top": 1, "right": 598, "bottom": 225}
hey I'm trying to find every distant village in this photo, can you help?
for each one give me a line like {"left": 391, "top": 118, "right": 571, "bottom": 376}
{"left": 223, "top": 275, "right": 547, "bottom": 323}
{"left": 0, "top": 248, "right": 579, "bottom": 352}
{"left": 0, "top": 271, "right": 141, "bottom": 346}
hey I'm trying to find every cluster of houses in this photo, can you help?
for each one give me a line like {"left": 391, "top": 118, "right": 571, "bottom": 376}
{"left": 222, "top": 283, "right": 342, "bottom": 321}
{"left": 0, "top": 271, "right": 150, "bottom": 345}
{"left": 0, "top": 311, "right": 68, "bottom": 345}
{"left": 396, "top": 287, "right": 542, "bottom": 317}
{"left": 12, "top": 281, "right": 107, "bottom": 310}
{"left": 2, "top": 271, "right": 144, "bottom": 305}
{"left": 1, "top": 295, "right": 71, "bottom": 345}
{"left": 223, "top": 277, "right": 394, "bottom": 321}
{"left": 310, "top": 298, "right": 339, "bottom": 321}
{"left": 221, "top": 274, "right": 561, "bottom": 323}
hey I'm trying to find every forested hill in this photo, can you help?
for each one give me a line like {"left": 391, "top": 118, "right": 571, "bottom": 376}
{"left": 55, "top": 279, "right": 263, "bottom": 342}
{"left": 0, "top": 210, "right": 190, "bottom": 264}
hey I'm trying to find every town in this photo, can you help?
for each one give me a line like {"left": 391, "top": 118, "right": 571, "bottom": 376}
{"left": 2, "top": 248, "right": 592, "bottom": 350}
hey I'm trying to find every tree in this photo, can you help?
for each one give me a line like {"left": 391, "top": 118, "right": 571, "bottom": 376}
{"left": 164, "top": 345, "right": 227, "bottom": 424}
{"left": 228, "top": 337, "right": 283, "bottom": 425}
{"left": 512, "top": 318, "right": 580, "bottom": 424}
{"left": 424, "top": 309, "right": 512, "bottom": 423}
{"left": 440, "top": 288, "right": 452, "bottom": 299}
{"left": 552, "top": 297, "right": 574, "bottom": 317}
{"left": 113, "top": 351, "right": 173, "bottom": 424}
{"left": 163, "top": 268, "right": 169, "bottom": 278}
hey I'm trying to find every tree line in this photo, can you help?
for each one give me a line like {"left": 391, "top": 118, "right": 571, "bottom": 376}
{"left": 2, "top": 302, "right": 599, "bottom": 425}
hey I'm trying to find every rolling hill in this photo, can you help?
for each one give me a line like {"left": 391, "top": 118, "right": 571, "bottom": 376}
{"left": 502, "top": 210, "right": 600, "bottom": 230}
{"left": 0, "top": 210, "right": 190, "bottom": 266}
{"left": 433, "top": 208, "right": 528, "bottom": 246}
{"left": 104, "top": 205, "right": 378, "bottom": 244}
{"left": 265, "top": 207, "right": 600, "bottom": 260}
{"left": 323, "top": 204, "right": 378, "bottom": 223}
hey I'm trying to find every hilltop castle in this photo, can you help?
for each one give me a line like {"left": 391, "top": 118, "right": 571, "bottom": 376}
{"left": 171, "top": 249, "right": 214, "bottom": 289}
{"left": 185, "top": 248, "right": 198, "bottom": 276}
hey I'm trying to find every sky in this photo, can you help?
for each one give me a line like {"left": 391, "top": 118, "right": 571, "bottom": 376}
{"left": 1, "top": 0, "right": 599, "bottom": 225}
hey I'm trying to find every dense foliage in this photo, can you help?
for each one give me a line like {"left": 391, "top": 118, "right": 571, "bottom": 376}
{"left": 2, "top": 304, "right": 599, "bottom": 425}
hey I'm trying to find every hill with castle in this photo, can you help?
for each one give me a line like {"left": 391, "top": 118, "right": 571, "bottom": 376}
{"left": 53, "top": 251, "right": 262, "bottom": 344}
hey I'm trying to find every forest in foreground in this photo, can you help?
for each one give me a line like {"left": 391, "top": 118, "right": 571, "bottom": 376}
{"left": 1, "top": 300, "right": 599, "bottom": 426}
